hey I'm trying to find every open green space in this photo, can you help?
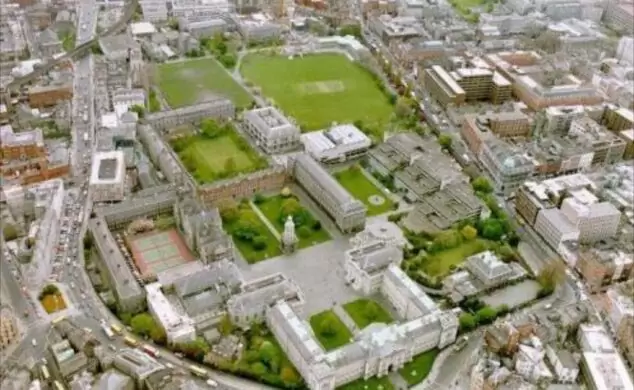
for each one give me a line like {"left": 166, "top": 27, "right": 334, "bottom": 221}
{"left": 398, "top": 349, "right": 439, "bottom": 386}
{"left": 338, "top": 376, "right": 394, "bottom": 390}
{"left": 59, "top": 31, "right": 75, "bottom": 52}
{"left": 334, "top": 167, "right": 394, "bottom": 216}
{"left": 421, "top": 239, "right": 492, "bottom": 278}
{"left": 220, "top": 201, "right": 281, "bottom": 264}
{"left": 309, "top": 310, "right": 353, "bottom": 351}
{"left": 448, "top": 0, "right": 497, "bottom": 21}
{"left": 158, "top": 58, "right": 252, "bottom": 108}
{"left": 240, "top": 53, "right": 393, "bottom": 133}
{"left": 254, "top": 193, "right": 330, "bottom": 249}
{"left": 343, "top": 299, "right": 393, "bottom": 329}
{"left": 170, "top": 120, "right": 267, "bottom": 184}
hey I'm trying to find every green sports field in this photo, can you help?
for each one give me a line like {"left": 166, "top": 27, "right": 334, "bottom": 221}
{"left": 240, "top": 54, "right": 393, "bottom": 132}
{"left": 158, "top": 58, "right": 252, "bottom": 108}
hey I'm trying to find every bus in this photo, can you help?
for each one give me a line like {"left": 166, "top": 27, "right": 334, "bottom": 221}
{"left": 188, "top": 364, "right": 208, "bottom": 378}
{"left": 141, "top": 344, "right": 160, "bottom": 358}
{"left": 54, "top": 380, "right": 65, "bottom": 390}
{"left": 124, "top": 336, "right": 139, "bottom": 347}
{"left": 101, "top": 323, "right": 114, "bottom": 339}
{"left": 40, "top": 365, "right": 50, "bottom": 381}
{"left": 110, "top": 323, "right": 123, "bottom": 335}
{"left": 51, "top": 316, "right": 66, "bottom": 325}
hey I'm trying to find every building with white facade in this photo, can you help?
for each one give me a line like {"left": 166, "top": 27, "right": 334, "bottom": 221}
{"left": 293, "top": 154, "right": 367, "bottom": 233}
{"left": 236, "top": 14, "right": 283, "bottom": 43}
{"left": 465, "top": 251, "right": 514, "bottom": 287}
{"left": 242, "top": 107, "right": 301, "bottom": 154}
{"left": 545, "top": 346, "right": 579, "bottom": 383}
{"left": 171, "top": 0, "right": 234, "bottom": 19}
{"left": 145, "top": 283, "right": 196, "bottom": 344}
{"left": 111, "top": 88, "right": 146, "bottom": 111}
{"left": 146, "top": 99, "right": 235, "bottom": 131}
{"left": 578, "top": 324, "right": 634, "bottom": 390}
{"left": 140, "top": 0, "right": 168, "bottom": 23}
{"left": 616, "top": 37, "right": 634, "bottom": 65}
{"left": 344, "top": 241, "right": 403, "bottom": 295}
{"left": 268, "top": 241, "right": 458, "bottom": 390}
{"left": 606, "top": 287, "right": 634, "bottom": 331}
{"left": 90, "top": 151, "right": 127, "bottom": 203}
{"left": 301, "top": 124, "right": 371, "bottom": 163}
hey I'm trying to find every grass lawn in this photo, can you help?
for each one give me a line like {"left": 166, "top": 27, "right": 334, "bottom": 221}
{"left": 240, "top": 53, "right": 393, "bottom": 132}
{"left": 338, "top": 377, "right": 394, "bottom": 390}
{"left": 334, "top": 168, "right": 394, "bottom": 216}
{"left": 171, "top": 131, "right": 266, "bottom": 184}
{"left": 40, "top": 293, "right": 67, "bottom": 314}
{"left": 255, "top": 195, "right": 330, "bottom": 249}
{"left": 343, "top": 299, "right": 393, "bottom": 329}
{"left": 421, "top": 239, "right": 492, "bottom": 278}
{"left": 58, "top": 31, "right": 75, "bottom": 51}
{"left": 223, "top": 205, "right": 281, "bottom": 264}
{"left": 398, "top": 349, "right": 439, "bottom": 386}
{"left": 158, "top": 58, "right": 252, "bottom": 108}
{"left": 309, "top": 310, "right": 353, "bottom": 351}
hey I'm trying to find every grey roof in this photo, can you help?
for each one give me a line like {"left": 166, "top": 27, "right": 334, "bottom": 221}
{"left": 173, "top": 260, "right": 242, "bottom": 298}
{"left": 394, "top": 159, "right": 442, "bottom": 197}
{"left": 94, "top": 370, "right": 134, "bottom": 390}
{"left": 347, "top": 241, "right": 402, "bottom": 275}
{"left": 227, "top": 273, "right": 302, "bottom": 316}
{"left": 89, "top": 216, "right": 144, "bottom": 302}
{"left": 294, "top": 154, "right": 365, "bottom": 213}
{"left": 37, "top": 28, "right": 61, "bottom": 46}
{"left": 384, "top": 265, "right": 439, "bottom": 316}
{"left": 466, "top": 251, "right": 513, "bottom": 282}
{"left": 99, "top": 34, "right": 140, "bottom": 58}
{"left": 244, "top": 107, "right": 299, "bottom": 140}
{"left": 368, "top": 133, "right": 426, "bottom": 172}
{"left": 112, "top": 348, "right": 164, "bottom": 380}
{"left": 268, "top": 301, "right": 324, "bottom": 363}
{"left": 97, "top": 184, "right": 178, "bottom": 225}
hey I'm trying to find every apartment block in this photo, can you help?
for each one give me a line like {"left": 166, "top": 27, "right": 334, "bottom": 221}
{"left": 293, "top": 154, "right": 366, "bottom": 233}
{"left": 423, "top": 66, "right": 466, "bottom": 107}
{"left": 603, "top": 0, "right": 634, "bottom": 34}
{"left": 576, "top": 249, "right": 633, "bottom": 292}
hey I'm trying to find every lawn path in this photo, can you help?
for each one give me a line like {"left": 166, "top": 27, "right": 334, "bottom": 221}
{"left": 249, "top": 201, "right": 281, "bottom": 241}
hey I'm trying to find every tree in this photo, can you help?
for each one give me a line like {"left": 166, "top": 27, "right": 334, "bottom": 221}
{"left": 3, "top": 225, "right": 18, "bottom": 241}
{"left": 83, "top": 234, "right": 93, "bottom": 249}
{"left": 480, "top": 219, "right": 504, "bottom": 241}
{"left": 461, "top": 225, "right": 478, "bottom": 241}
{"left": 365, "top": 301, "right": 380, "bottom": 321}
{"left": 253, "top": 193, "right": 265, "bottom": 204}
{"left": 433, "top": 229, "right": 461, "bottom": 250}
{"left": 120, "top": 312, "right": 133, "bottom": 325}
{"left": 459, "top": 313, "right": 477, "bottom": 332}
{"left": 150, "top": 325, "right": 167, "bottom": 345}
{"left": 280, "top": 365, "right": 300, "bottom": 383}
{"left": 537, "top": 262, "right": 565, "bottom": 294}
{"left": 497, "top": 244, "right": 518, "bottom": 262}
{"left": 338, "top": 24, "right": 362, "bottom": 39}
{"left": 251, "top": 362, "right": 268, "bottom": 376}
{"left": 475, "top": 306, "right": 498, "bottom": 325}
{"left": 394, "top": 97, "right": 413, "bottom": 118}
{"left": 297, "top": 226, "right": 311, "bottom": 238}
{"left": 535, "top": 31, "right": 562, "bottom": 54}
{"left": 224, "top": 157, "right": 236, "bottom": 173}
{"left": 130, "top": 313, "right": 156, "bottom": 337}
{"left": 280, "top": 198, "right": 301, "bottom": 219}
{"left": 129, "top": 104, "right": 145, "bottom": 119}
{"left": 472, "top": 176, "right": 493, "bottom": 194}
{"left": 218, "top": 315, "right": 234, "bottom": 336}
{"left": 319, "top": 318, "right": 336, "bottom": 337}
{"left": 438, "top": 134, "right": 453, "bottom": 150}
{"left": 259, "top": 340, "right": 279, "bottom": 366}
{"left": 251, "top": 236, "right": 267, "bottom": 251}
{"left": 218, "top": 199, "right": 239, "bottom": 223}
{"left": 41, "top": 284, "right": 59, "bottom": 296}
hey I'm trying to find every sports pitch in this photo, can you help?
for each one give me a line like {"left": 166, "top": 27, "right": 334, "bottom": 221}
{"left": 158, "top": 58, "right": 252, "bottom": 109}
{"left": 240, "top": 53, "right": 394, "bottom": 131}
{"left": 128, "top": 229, "right": 195, "bottom": 277}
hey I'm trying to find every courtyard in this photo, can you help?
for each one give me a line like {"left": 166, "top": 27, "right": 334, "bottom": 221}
{"left": 127, "top": 229, "right": 195, "bottom": 277}
{"left": 334, "top": 167, "right": 394, "bottom": 216}
{"left": 421, "top": 239, "right": 493, "bottom": 278}
{"left": 254, "top": 194, "right": 331, "bottom": 249}
{"left": 240, "top": 53, "right": 393, "bottom": 132}
{"left": 398, "top": 349, "right": 439, "bottom": 386}
{"left": 343, "top": 299, "right": 393, "bottom": 329}
{"left": 158, "top": 58, "right": 253, "bottom": 108}
{"left": 309, "top": 310, "right": 353, "bottom": 351}
{"left": 170, "top": 125, "right": 267, "bottom": 184}
{"left": 338, "top": 377, "right": 394, "bottom": 390}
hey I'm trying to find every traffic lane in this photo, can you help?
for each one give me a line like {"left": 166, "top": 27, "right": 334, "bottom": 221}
{"left": 0, "top": 258, "right": 36, "bottom": 319}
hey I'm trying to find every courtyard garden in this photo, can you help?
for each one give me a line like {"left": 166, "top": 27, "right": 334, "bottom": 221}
{"left": 343, "top": 299, "right": 393, "bottom": 329}
{"left": 421, "top": 238, "right": 493, "bottom": 278}
{"left": 158, "top": 57, "right": 253, "bottom": 108}
{"left": 338, "top": 376, "right": 394, "bottom": 390}
{"left": 334, "top": 166, "right": 395, "bottom": 216}
{"left": 254, "top": 191, "right": 330, "bottom": 249}
{"left": 169, "top": 119, "right": 267, "bottom": 184}
{"left": 398, "top": 349, "right": 439, "bottom": 386}
{"left": 448, "top": 0, "right": 499, "bottom": 22}
{"left": 39, "top": 284, "right": 66, "bottom": 314}
{"left": 309, "top": 310, "right": 353, "bottom": 351}
{"left": 219, "top": 200, "right": 281, "bottom": 264}
{"left": 240, "top": 53, "right": 394, "bottom": 136}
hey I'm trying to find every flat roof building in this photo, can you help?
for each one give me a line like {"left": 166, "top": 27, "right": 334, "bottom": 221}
{"left": 293, "top": 154, "right": 366, "bottom": 233}
{"left": 301, "top": 124, "right": 371, "bottom": 163}
{"left": 90, "top": 151, "right": 126, "bottom": 203}
{"left": 146, "top": 283, "right": 196, "bottom": 344}
{"left": 243, "top": 107, "right": 300, "bottom": 155}
{"left": 146, "top": 99, "right": 235, "bottom": 131}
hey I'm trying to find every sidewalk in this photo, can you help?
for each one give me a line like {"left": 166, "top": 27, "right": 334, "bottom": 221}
{"left": 249, "top": 201, "right": 281, "bottom": 241}
{"left": 333, "top": 305, "right": 360, "bottom": 336}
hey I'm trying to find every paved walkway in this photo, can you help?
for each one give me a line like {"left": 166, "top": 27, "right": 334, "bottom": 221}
{"left": 333, "top": 304, "right": 360, "bottom": 336}
{"left": 249, "top": 201, "right": 281, "bottom": 241}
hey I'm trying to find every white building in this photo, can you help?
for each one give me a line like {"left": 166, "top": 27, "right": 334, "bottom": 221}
{"left": 301, "top": 124, "right": 371, "bottom": 163}
{"left": 605, "top": 288, "right": 634, "bottom": 331}
{"left": 171, "top": 0, "right": 234, "bottom": 19}
{"left": 139, "top": 0, "right": 168, "bottom": 23}
{"left": 465, "top": 251, "right": 514, "bottom": 287}
{"left": 130, "top": 22, "right": 157, "bottom": 38}
{"left": 344, "top": 241, "right": 403, "bottom": 295}
{"left": 146, "top": 283, "right": 196, "bottom": 344}
{"left": 90, "top": 151, "right": 127, "bottom": 202}
{"left": 243, "top": 107, "right": 301, "bottom": 154}
{"left": 111, "top": 88, "right": 146, "bottom": 111}
{"left": 617, "top": 37, "right": 634, "bottom": 65}
{"left": 545, "top": 346, "right": 579, "bottom": 383}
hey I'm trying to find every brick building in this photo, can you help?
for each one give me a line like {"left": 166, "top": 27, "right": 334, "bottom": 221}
{"left": 28, "top": 84, "right": 73, "bottom": 108}
{"left": 576, "top": 249, "right": 634, "bottom": 292}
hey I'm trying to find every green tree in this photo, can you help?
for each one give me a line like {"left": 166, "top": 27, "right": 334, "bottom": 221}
{"left": 280, "top": 365, "right": 300, "bottom": 384}
{"left": 150, "top": 325, "right": 167, "bottom": 345}
{"left": 433, "top": 229, "right": 461, "bottom": 250}
{"left": 3, "top": 225, "right": 18, "bottom": 241}
{"left": 297, "top": 226, "right": 311, "bottom": 238}
{"left": 438, "top": 134, "right": 453, "bottom": 150}
{"left": 129, "top": 104, "right": 145, "bottom": 119}
{"left": 472, "top": 176, "right": 493, "bottom": 194}
{"left": 259, "top": 340, "right": 278, "bottom": 365}
{"left": 461, "top": 225, "right": 478, "bottom": 241}
{"left": 338, "top": 23, "right": 362, "bottom": 39}
{"left": 480, "top": 219, "right": 504, "bottom": 241}
{"left": 476, "top": 306, "right": 498, "bottom": 325}
{"left": 41, "top": 284, "right": 59, "bottom": 296}
{"left": 537, "top": 262, "right": 565, "bottom": 294}
{"left": 319, "top": 317, "right": 336, "bottom": 337}
{"left": 218, "top": 199, "right": 240, "bottom": 223}
{"left": 459, "top": 313, "right": 477, "bottom": 332}
{"left": 365, "top": 301, "right": 380, "bottom": 321}
{"left": 394, "top": 97, "right": 413, "bottom": 118}
{"left": 251, "top": 236, "right": 267, "bottom": 251}
{"left": 280, "top": 198, "right": 302, "bottom": 219}
{"left": 251, "top": 362, "right": 268, "bottom": 376}
{"left": 218, "top": 314, "right": 234, "bottom": 336}
{"left": 120, "top": 312, "right": 133, "bottom": 325}
{"left": 130, "top": 313, "right": 156, "bottom": 337}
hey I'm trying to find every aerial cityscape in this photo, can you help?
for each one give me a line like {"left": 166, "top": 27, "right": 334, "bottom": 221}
{"left": 0, "top": 0, "right": 633, "bottom": 389}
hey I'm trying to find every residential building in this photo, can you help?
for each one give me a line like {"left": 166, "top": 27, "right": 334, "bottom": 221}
{"left": 146, "top": 283, "right": 196, "bottom": 344}
{"left": 138, "top": 125, "right": 186, "bottom": 184}
{"left": 559, "top": 189, "right": 622, "bottom": 243}
{"left": 27, "top": 84, "right": 73, "bottom": 108}
{"left": 533, "top": 208, "right": 581, "bottom": 250}
{"left": 0, "top": 307, "right": 18, "bottom": 350}
{"left": 603, "top": 105, "right": 634, "bottom": 132}
{"left": 89, "top": 216, "right": 146, "bottom": 313}
{"left": 533, "top": 105, "right": 604, "bottom": 135}
{"left": 227, "top": 273, "right": 304, "bottom": 328}
{"left": 545, "top": 346, "right": 579, "bottom": 383}
{"left": 90, "top": 151, "right": 127, "bottom": 203}
{"left": 617, "top": 37, "right": 634, "bottom": 65}
{"left": 146, "top": 99, "right": 235, "bottom": 131}
{"left": 576, "top": 249, "right": 633, "bottom": 292}
{"left": 243, "top": 107, "right": 301, "bottom": 154}
{"left": 301, "top": 124, "right": 371, "bottom": 163}
{"left": 293, "top": 154, "right": 366, "bottom": 233}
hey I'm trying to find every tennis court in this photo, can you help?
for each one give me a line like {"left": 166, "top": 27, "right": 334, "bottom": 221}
{"left": 127, "top": 229, "right": 195, "bottom": 277}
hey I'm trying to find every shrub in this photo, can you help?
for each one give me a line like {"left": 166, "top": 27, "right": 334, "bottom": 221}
{"left": 311, "top": 220, "right": 322, "bottom": 231}
{"left": 253, "top": 193, "right": 265, "bottom": 204}
{"left": 252, "top": 236, "right": 267, "bottom": 251}
{"left": 297, "top": 226, "right": 311, "bottom": 238}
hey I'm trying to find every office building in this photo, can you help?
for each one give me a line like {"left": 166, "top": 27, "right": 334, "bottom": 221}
{"left": 243, "top": 107, "right": 301, "bottom": 154}
{"left": 545, "top": 346, "right": 579, "bottom": 384}
{"left": 0, "top": 307, "right": 18, "bottom": 350}
{"left": 616, "top": 37, "right": 634, "bottom": 65}
{"left": 578, "top": 324, "right": 634, "bottom": 390}
{"left": 90, "top": 151, "right": 127, "bottom": 203}
{"left": 50, "top": 340, "right": 88, "bottom": 379}
{"left": 179, "top": 18, "right": 227, "bottom": 38}
{"left": 236, "top": 15, "right": 283, "bottom": 43}
{"left": 478, "top": 138, "right": 535, "bottom": 196}
{"left": 146, "top": 283, "right": 196, "bottom": 344}
{"left": 344, "top": 241, "right": 403, "bottom": 295}
{"left": 461, "top": 112, "right": 532, "bottom": 156}
{"left": 140, "top": 0, "right": 168, "bottom": 23}
{"left": 146, "top": 99, "right": 235, "bottom": 131}
{"left": 301, "top": 124, "right": 371, "bottom": 163}
{"left": 368, "top": 15, "right": 423, "bottom": 43}
{"left": 171, "top": 0, "right": 234, "bottom": 19}
{"left": 293, "top": 154, "right": 366, "bottom": 233}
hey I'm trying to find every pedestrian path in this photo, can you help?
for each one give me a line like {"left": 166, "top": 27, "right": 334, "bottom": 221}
{"left": 249, "top": 201, "right": 281, "bottom": 241}
{"left": 333, "top": 305, "right": 360, "bottom": 336}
